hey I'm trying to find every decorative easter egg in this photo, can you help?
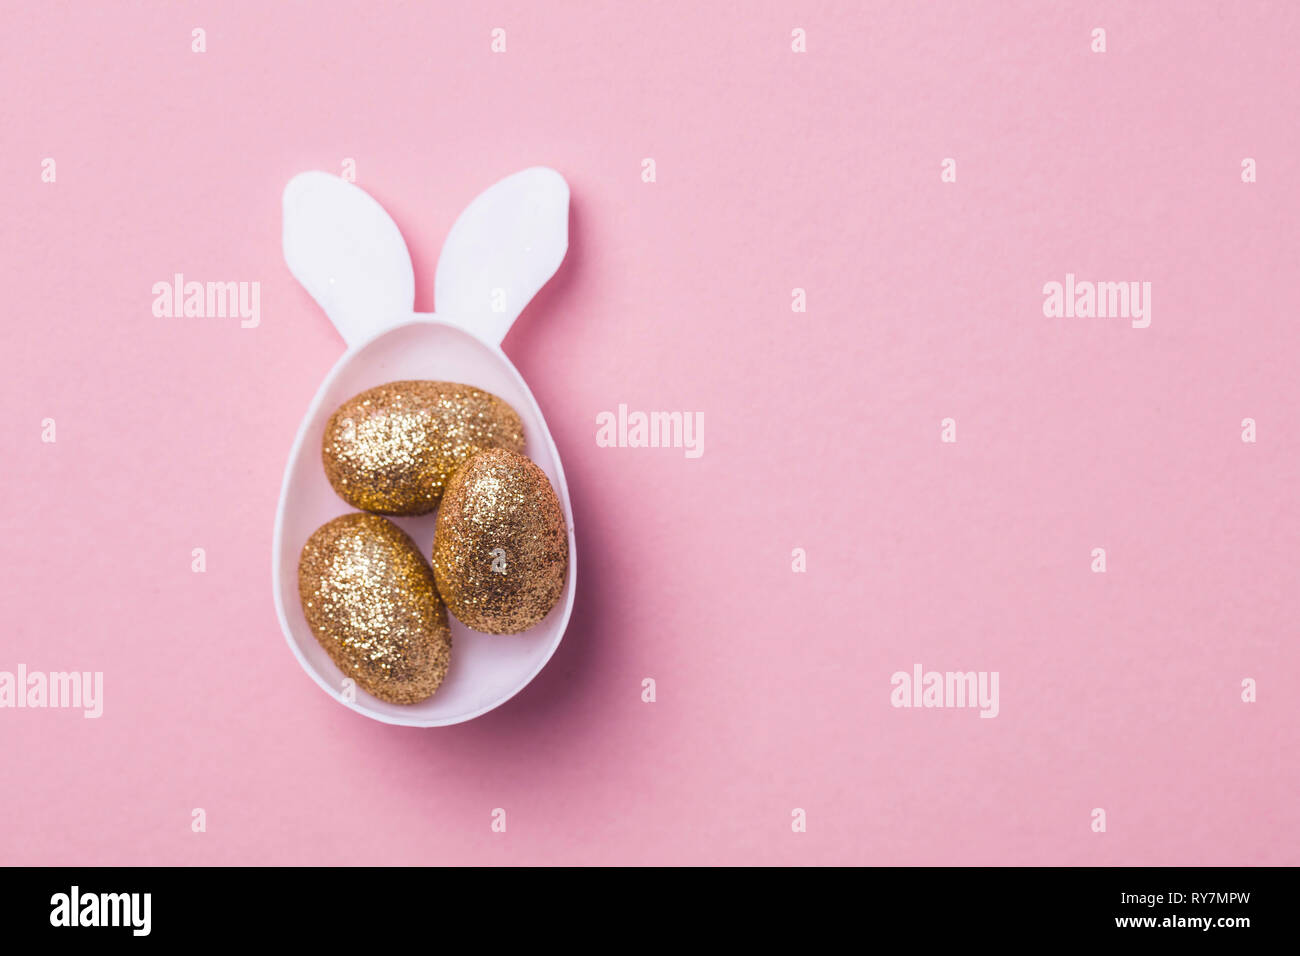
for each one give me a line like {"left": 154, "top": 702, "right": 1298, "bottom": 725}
{"left": 432, "top": 448, "right": 568, "bottom": 634}
{"left": 275, "top": 167, "right": 577, "bottom": 726}
{"left": 321, "top": 380, "right": 525, "bottom": 516}
{"left": 298, "top": 512, "right": 452, "bottom": 704}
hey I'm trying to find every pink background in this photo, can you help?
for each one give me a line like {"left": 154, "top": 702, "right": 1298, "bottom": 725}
{"left": 2, "top": 1, "right": 1298, "bottom": 865}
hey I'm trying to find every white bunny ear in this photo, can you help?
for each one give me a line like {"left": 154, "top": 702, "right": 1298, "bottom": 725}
{"left": 434, "top": 167, "right": 569, "bottom": 346}
{"left": 282, "top": 172, "right": 415, "bottom": 348}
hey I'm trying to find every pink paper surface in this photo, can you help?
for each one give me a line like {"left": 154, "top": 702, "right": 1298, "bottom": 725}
{"left": 1, "top": 1, "right": 1297, "bottom": 865}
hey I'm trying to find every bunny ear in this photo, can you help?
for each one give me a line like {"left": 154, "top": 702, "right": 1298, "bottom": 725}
{"left": 434, "top": 167, "right": 569, "bottom": 346}
{"left": 282, "top": 172, "right": 415, "bottom": 348}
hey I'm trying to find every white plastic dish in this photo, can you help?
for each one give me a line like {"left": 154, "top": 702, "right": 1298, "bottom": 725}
{"left": 271, "top": 168, "right": 575, "bottom": 726}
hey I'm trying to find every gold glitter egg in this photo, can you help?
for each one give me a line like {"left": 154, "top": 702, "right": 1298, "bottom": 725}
{"left": 321, "top": 380, "right": 525, "bottom": 516}
{"left": 432, "top": 448, "right": 568, "bottom": 634}
{"left": 298, "top": 512, "right": 452, "bottom": 704}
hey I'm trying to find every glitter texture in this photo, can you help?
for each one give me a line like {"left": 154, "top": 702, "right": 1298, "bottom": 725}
{"left": 298, "top": 512, "right": 452, "bottom": 704}
{"left": 432, "top": 448, "right": 568, "bottom": 634}
{"left": 322, "top": 381, "right": 525, "bottom": 516}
